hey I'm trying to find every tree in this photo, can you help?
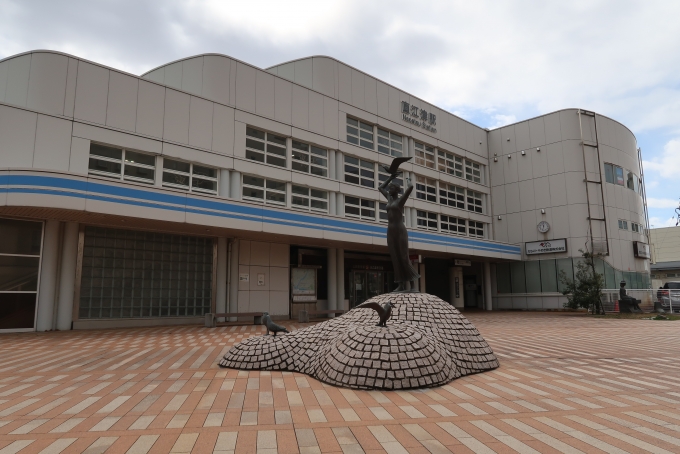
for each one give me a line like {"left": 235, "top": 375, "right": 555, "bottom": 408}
{"left": 559, "top": 250, "right": 605, "bottom": 314}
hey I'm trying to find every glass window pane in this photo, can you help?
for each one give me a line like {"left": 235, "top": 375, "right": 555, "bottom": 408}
{"left": 163, "top": 172, "right": 189, "bottom": 187}
{"left": 89, "top": 157, "right": 122, "bottom": 175}
{"left": 192, "top": 178, "right": 217, "bottom": 192}
{"left": 163, "top": 159, "right": 190, "bottom": 173}
{"left": 193, "top": 165, "right": 216, "bottom": 178}
{"left": 266, "top": 180, "right": 286, "bottom": 191}
{"left": 124, "top": 165, "right": 155, "bottom": 182}
{"left": 539, "top": 260, "right": 558, "bottom": 292}
{"left": 604, "top": 163, "right": 614, "bottom": 184}
{"left": 510, "top": 262, "right": 526, "bottom": 293}
{"left": 0, "top": 255, "right": 40, "bottom": 291}
{"left": 604, "top": 261, "right": 615, "bottom": 289}
{"left": 246, "top": 127, "right": 265, "bottom": 140}
{"left": 267, "top": 133, "right": 286, "bottom": 146}
{"left": 125, "top": 150, "right": 155, "bottom": 166}
{"left": 0, "top": 218, "right": 43, "bottom": 255}
{"left": 496, "top": 263, "right": 511, "bottom": 294}
{"left": 243, "top": 176, "right": 264, "bottom": 187}
{"left": 292, "top": 185, "right": 308, "bottom": 196}
{"left": 0, "top": 293, "right": 37, "bottom": 329}
{"left": 292, "top": 140, "right": 308, "bottom": 151}
{"left": 90, "top": 143, "right": 122, "bottom": 160}
{"left": 556, "top": 258, "right": 573, "bottom": 293}
{"left": 525, "top": 261, "right": 541, "bottom": 293}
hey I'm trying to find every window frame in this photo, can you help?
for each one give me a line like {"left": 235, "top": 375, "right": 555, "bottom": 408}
{"left": 416, "top": 210, "right": 438, "bottom": 231}
{"left": 345, "top": 196, "right": 376, "bottom": 221}
{"left": 245, "top": 126, "right": 287, "bottom": 168}
{"left": 414, "top": 141, "right": 436, "bottom": 169}
{"left": 291, "top": 140, "right": 328, "bottom": 177}
{"left": 466, "top": 190, "right": 484, "bottom": 214}
{"left": 162, "top": 158, "right": 218, "bottom": 195}
{"left": 377, "top": 128, "right": 403, "bottom": 157}
{"left": 346, "top": 117, "right": 374, "bottom": 150}
{"left": 437, "top": 150, "right": 463, "bottom": 178}
{"left": 439, "top": 183, "right": 465, "bottom": 209}
{"left": 242, "top": 175, "right": 286, "bottom": 207}
{"left": 465, "top": 159, "right": 482, "bottom": 184}
{"left": 88, "top": 143, "right": 156, "bottom": 185}
{"left": 440, "top": 215, "right": 466, "bottom": 235}
{"left": 291, "top": 185, "right": 329, "bottom": 213}
{"left": 415, "top": 175, "right": 437, "bottom": 203}
{"left": 469, "top": 221, "right": 485, "bottom": 238}
{"left": 344, "top": 155, "right": 375, "bottom": 188}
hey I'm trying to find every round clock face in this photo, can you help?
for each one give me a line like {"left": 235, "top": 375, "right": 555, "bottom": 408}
{"left": 537, "top": 221, "right": 551, "bottom": 233}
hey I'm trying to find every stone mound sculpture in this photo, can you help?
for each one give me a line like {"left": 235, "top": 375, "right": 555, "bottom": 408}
{"left": 220, "top": 292, "right": 498, "bottom": 390}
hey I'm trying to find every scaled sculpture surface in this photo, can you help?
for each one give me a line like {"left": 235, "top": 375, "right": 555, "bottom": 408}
{"left": 220, "top": 293, "right": 498, "bottom": 390}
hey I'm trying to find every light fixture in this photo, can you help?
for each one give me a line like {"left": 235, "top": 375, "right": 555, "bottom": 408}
{"left": 541, "top": 209, "right": 545, "bottom": 214}
{"left": 493, "top": 157, "right": 498, "bottom": 162}
{"left": 507, "top": 138, "right": 511, "bottom": 141}
{"left": 521, "top": 150, "right": 526, "bottom": 156}
{"left": 536, "top": 147, "right": 541, "bottom": 152}
{"left": 494, "top": 153, "right": 497, "bottom": 156}
{"left": 498, "top": 215, "right": 502, "bottom": 220}
{"left": 507, "top": 155, "right": 511, "bottom": 159}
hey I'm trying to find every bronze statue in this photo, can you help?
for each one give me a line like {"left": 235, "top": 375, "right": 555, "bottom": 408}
{"left": 379, "top": 157, "right": 420, "bottom": 292}
{"left": 355, "top": 301, "right": 395, "bottom": 327}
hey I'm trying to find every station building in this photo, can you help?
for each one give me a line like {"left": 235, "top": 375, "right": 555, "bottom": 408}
{"left": 0, "top": 50, "right": 651, "bottom": 332}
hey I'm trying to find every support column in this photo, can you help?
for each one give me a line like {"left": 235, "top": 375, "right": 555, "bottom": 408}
{"left": 329, "top": 150, "right": 336, "bottom": 180}
{"left": 327, "top": 248, "right": 337, "bottom": 316}
{"left": 337, "top": 193, "right": 344, "bottom": 217}
{"left": 155, "top": 156, "right": 164, "bottom": 187}
{"left": 329, "top": 192, "right": 337, "bottom": 215}
{"left": 419, "top": 262, "right": 427, "bottom": 295}
{"left": 36, "top": 220, "right": 60, "bottom": 331}
{"left": 228, "top": 239, "right": 240, "bottom": 316}
{"left": 219, "top": 169, "right": 230, "bottom": 198}
{"left": 336, "top": 151, "right": 343, "bottom": 181}
{"left": 56, "top": 222, "right": 78, "bottom": 331}
{"left": 411, "top": 208, "right": 418, "bottom": 230}
{"left": 216, "top": 237, "right": 228, "bottom": 317}
{"left": 451, "top": 266, "right": 464, "bottom": 308}
{"left": 484, "top": 262, "right": 493, "bottom": 311}
{"left": 404, "top": 207, "right": 411, "bottom": 228}
{"left": 336, "top": 248, "right": 345, "bottom": 311}
{"left": 230, "top": 171, "right": 241, "bottom": 200}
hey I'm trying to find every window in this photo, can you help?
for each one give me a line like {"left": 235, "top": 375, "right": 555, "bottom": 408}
{"left": 245, "top": 127, "right": 287, "bottom": 168}
{"left": 292, "top": 141, "right": 328, "bottom": 177}
{"left": 615, "top": 166, "right": 624, "bottom": 186}
{"left": 469, "top": 221, "right": 485, "bottom": 238}
{"left": 465, "top": 160, "right": 482, "bottom": 184}
{"left": 467, "top": 190, "right": 484, "bottom": 213}
{"left": 414, "top": 142, "right": 435, "bottom": 169}
{"left": 346, "top": 117, "right": 374, "bottom": 149}
{"left": 437, "top": 150, "right": 463, "bottom": 178}
{"left": 618, "top": 219, "right": 628, "bottom": 230}
{"left": 633, "top": 175, "right": 640, "bottom": 194}
{"left": 345, "top": 196, "right": 375, "bottom": 221}
{"left": 377, "top": 128, "right": 403, "bottom": 157}
{"left": 292, "top": 186, "right": 328, "bottom": 213}
{"left": 89, "top": 143, "right": 156, "bottom": 184}
{"left": 344, "top": 156, "right": 375, "bottom": 188}
{"left": 441, "top": 215, "right": 466, "bottom": 235}
{"left": 242, "top": 176, "right": 286, "bottom": 206}
{"left": 78, "top": 227, "right": 213, "bottom": 319}
{"left": 604, "top": 163, "right": 615, "bottom": 184}
{"left": 416, "top": 210, "right": 438, "bottom": 231}
{"left": 162, "top": 158, "right": 217, "bottom": 194}
{"left": 631, "top": 222, "right": 641, "bottom": 233}
{"left": 415, "top": 176, "right": 437, "bottom": 203}
{"left": 439, "top": 183, "right": 465, "bottom": 209}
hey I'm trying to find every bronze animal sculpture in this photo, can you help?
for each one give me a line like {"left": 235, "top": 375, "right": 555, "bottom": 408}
{"left": 379, "top": 157, "right": 420, "bottom": 292}
{"left": 355, "top": 301, "right": 395, "bottom": 327}
{"left": 262, "top": 312, "right": 289, "bottom": 336}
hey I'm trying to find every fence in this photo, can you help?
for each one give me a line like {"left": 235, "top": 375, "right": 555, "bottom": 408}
{"left": 600, "top": 289, "right": 679, "bottom": 314}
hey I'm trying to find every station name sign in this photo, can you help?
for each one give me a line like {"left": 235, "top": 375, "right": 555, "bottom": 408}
{"left": 633, "top": 241, "right": 650, "bottom": 259}
{"left": 401, "top": 101, "right": 437, "bottom": 133}
{"left": 525, "top": 239, "right": 567, "bottom": 255}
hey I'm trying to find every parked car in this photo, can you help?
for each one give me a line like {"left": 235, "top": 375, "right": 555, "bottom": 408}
{"left": 657, "top": 281, "right": 680, "bottom": 312}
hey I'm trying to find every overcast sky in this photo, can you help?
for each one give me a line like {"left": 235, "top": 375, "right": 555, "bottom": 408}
{"left": 2, "top": 0, "right": 679, "bottom": 227}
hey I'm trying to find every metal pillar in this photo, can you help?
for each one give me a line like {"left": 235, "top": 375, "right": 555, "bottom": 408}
{"left": 56, "top": 222, "right": 78, "bottom": 331}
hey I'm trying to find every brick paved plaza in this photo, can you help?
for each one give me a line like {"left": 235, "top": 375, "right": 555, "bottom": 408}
{"left": 1, "top": 312, "right": 679, "bottom": 454}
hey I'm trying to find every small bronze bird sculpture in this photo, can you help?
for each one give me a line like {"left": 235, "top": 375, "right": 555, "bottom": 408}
{"left": 262, "top": 312, "right": 289, "bottom": 336}
{"left": 380, "top": 156, "right": 412, "bottom": 175}
{"left": 355, "top": 301, "right": 395, "bottom": 327}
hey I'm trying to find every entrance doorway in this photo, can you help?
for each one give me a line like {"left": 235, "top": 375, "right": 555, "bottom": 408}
{"left": 349, "top": 270, "right": 384, "bottom": 308}
{"left": 464, "top": 275, "right": 479, "bottom": 308}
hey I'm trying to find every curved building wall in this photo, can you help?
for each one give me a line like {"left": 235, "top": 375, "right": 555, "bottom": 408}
{"left": 488, "top": 109, "right": 649, "bottom": 309}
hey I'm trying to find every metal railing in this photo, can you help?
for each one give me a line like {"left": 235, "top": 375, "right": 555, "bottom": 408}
{"left": 599, "top": 289, "right": 680, "bottom": 313}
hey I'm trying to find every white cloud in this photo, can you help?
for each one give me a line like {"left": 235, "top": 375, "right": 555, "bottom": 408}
{"left": 649, "top": 216, "right": 678, "bottom": 228}
{"left": 644, "top": 139, "right": 680, "bottom": 179}
{"left": 488, "top": 114, "right": 517, "bottom": 129}
{"left": 646, "top": 197, "right": 680, "bottom": 209}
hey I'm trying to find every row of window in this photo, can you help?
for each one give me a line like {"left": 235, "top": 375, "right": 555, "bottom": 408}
{"left": 415, "top": 177, "right": 484, "bottom": 213}
{"left": 416, "top": 210, "right": 485, "bottom": 238}
{"left": 604, "top": 163, "right": 642, "bottom": 194}
{"left": 497, "top": 258, "right": 650, "bottom": 294}
{"left": 349, "top": 118, "right": 483, "bottom": 183}
{"left": 617, "top": 219, "right": 643, "bottom": 233}
{"left": 242, "top": 176, "right": 329, "bottom": 213}
{"left": 651, "top": 273, "right": 678, "bottom": 279}
{"left": 89, "top": 144, "right": 218, "bottom": 194}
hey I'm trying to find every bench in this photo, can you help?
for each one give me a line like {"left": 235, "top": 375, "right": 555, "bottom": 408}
{"left": 308, "top": 310, "right": 345, "bottom": 320}
{"left": 205, "top": 312, "right": 263, "bottom": 327}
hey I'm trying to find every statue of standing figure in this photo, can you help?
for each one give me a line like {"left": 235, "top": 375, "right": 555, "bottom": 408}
{"left": 379, "top": 157, "right": 420, "bottom": 293}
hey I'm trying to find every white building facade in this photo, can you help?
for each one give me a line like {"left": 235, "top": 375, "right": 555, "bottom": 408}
{"left": 0, "top": 51, "right": 650, "bottom": 331}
